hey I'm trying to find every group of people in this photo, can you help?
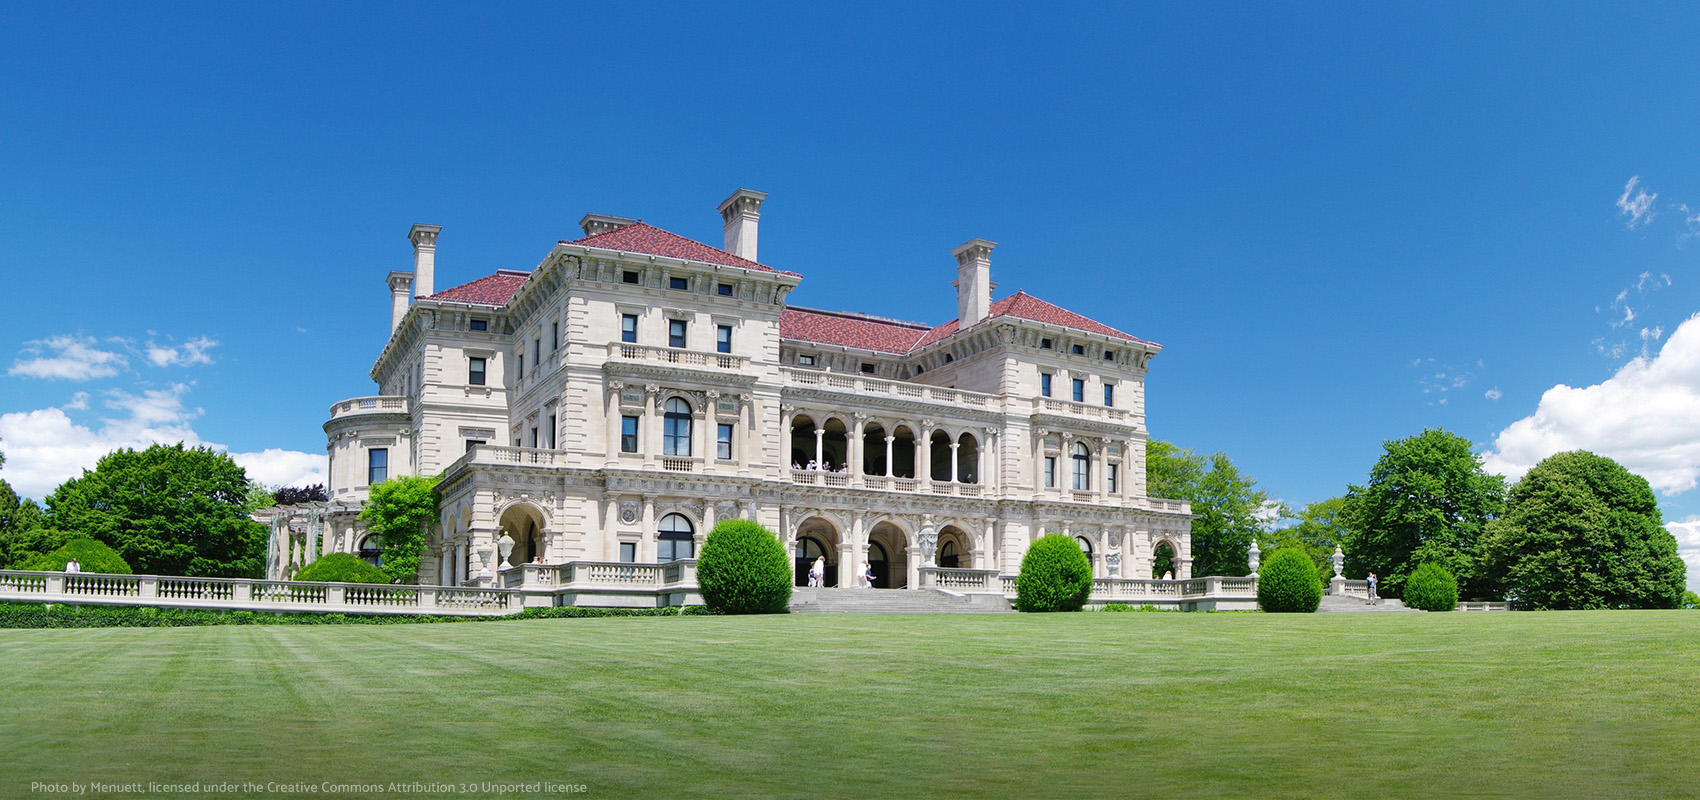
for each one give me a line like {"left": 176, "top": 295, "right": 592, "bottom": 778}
{"left": 62, "top": 559, "right": 80, "bottom": 573}
{"left": 792, "top": 460, "right": 850, "bottom": 474}
{"left": 805, "top": 556, "right": 877, "bottom": 588}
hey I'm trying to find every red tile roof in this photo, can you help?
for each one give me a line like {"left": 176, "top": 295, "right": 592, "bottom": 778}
{"left": 566, "top": 221, "right": 799, "bottom": 276}
{"left": 780, "top": 308, "right": 932, "bottom": 354}
{"left": 425, "top": 269, "right": 530, "bottom": 307}
{"left": 912, "top": 291, "right": 1154, "bottom": 349}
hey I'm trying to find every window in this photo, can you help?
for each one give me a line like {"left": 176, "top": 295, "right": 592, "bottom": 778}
{"left": 663, "top": 398, "right": 692, "bottom": 456}
{"left": 1108, "top": 463, "right": 1120, "bottom": 494}
{"left": 1040, "top": 338, "right": 1053, "bottom": 350}
{"left": 533, "top": 338, "right": 541, "bottom": 369}
{"left": 469, "top": 319, "right": 488, "bottom": 331}
{"left": 468, "top": 357, "right": 486, "bottom": 386}
{"left": 798, "top": 354, "right": 815, "bottom": 366}
{"left": 658, "top": 514, "right": 695, "bottom": 562}
{"left": 619, "top": 542, "right": 637, "bottom": 563}
{"left": 1104, "top": 384, "right": 1115, "bottom": 407}
{"left": 1072, "top": 443, "right": 1091, "bottom": 490}
{"left": 943, "top": 353, "right": 954, "bottom": 364}
{"left": 669, "top": 276, "right": 688, "bottom": 291}
{"left": 552, "top": 323, "right": 559, "bottom": 352}
{"left": 668, "top": 319, "right": 686, "bottom": 349}
{"left": 528, "top": 427, "right": 538, "bottom": 447}
{"left": 1103, "top": 350, "right": 1115, "bottom": 361}
{"left": 1043, "top": 456, "right": 1056, "bottom": 488}
{"left": 716, "top": 324, "right": 732, "bottom": 354}
{"left": 1078, "top": 536, "right": 1093, "bottom": 564}
{"left": 465, "top": 439, "right": 485, "bottom": 453}
{"left": 546, "top": 414, "right": 556, "bottom": 449}
{"left": 940, "top": 540, "right": 959, "bottom": 569}
{"left": 622, "top": 270, "right": 639, "bottom": 285}
{"left": 620, "top": 416, "right": 639, "bottom": 453}
{"left": 1040, "top": 373, "right": 1052, "bottom": 397}
{"left": 1072, "top": 378, "right": 1085, "bottom": 403}
{"left": 367, "top": 448, "right": 388, "bottom": 485}
{"left": 358, "top": 535, "right": 383, "bottom": 567}
{"left": 717, "top": 283, "right": 734, "bottom": 296}
{"left": 621, "top": 313, "right": 638, "bottom": 343}
{"left": 1072, "top": 344, "right": 1085, "bottom": 356}
{"left": 860, "top": 363, "right": 876, "bottom": 375}
{"left": 716, "top": 423, "right": 733, "bottom": 460}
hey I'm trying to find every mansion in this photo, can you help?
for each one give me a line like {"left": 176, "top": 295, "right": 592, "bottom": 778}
{"left": 280, "top": 189, "right": 1195, "bottom": 595}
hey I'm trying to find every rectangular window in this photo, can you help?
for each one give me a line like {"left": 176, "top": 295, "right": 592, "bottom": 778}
{"left": 1072, "top": 378, "right": 1085, "bottom": 403}
{"left": 860, "top": 363, "right": 876, "bottom": 374}
{"left": 717, "top": 283, "right": 733, "bottom": 296}
{"left": 468, "top": 357, "right": 486, "bottom": 386}
{"left": 469, "top": 319, "right": 488, "bottom": 331}
{"left": 619, "top": 542, "right": 637, "bottom": 563}
{"left": 1103, "top": 350, "right": 1115, "bottom": 361}
{"left": 1073, "top": 452, "right": 1090, "bottom": 491}
{"left": 658, "top": 535, "right": 694, "bottom": 562}
{"left": 717, "top": 423, "right": 733, "bottom": 460}
{"left": 552, "top": 322, "right": 559, "bottom": 352}
{"left": 368, "top": 448, "right": 388, "bottom": 485}
{"left": 669, "top": 276, "right": 688, "bottom": 291}
{"left": 465, "top": 439, "right": 485, "bottom": 453}
{"left": 1040, "top": 373, "right": 1053, "bottom": 397}
{"left": 621, "top": 416, "right": 639, "bottom": 453}
{"left": 668, "top": 319, "right": 686, "bottom": 349}
{"left": 1104, "top": 384, "right": 1115, "bottom": 407}
{"left": 716, "top": 325, "right": 732, "bottom": 354}
{"left": 517, "top": 354, "right": 524, "bottom": 380}
{"left": 1043, "top": 456, "right": 1056, "bottom": 488}
{"left": 622, "top": 270, "right": 639, "bottom": 285}
{"left": 1040, "top": 338, "right": 1053, "bottom": 350}
{"left": 546, "top": 414, "right": 556, "bottom": 449}
{"left": 798, "top": 354, "right": 815, "bottom": 366}
{"left": 1072, "top": 344, "right": 1085, "bottom": 356}
{"left": 533, "top": 338, "right": 541, "bottom": 368}
{"left": 1108, "top": 464, "right": 1120, "bottom": 494}
{"left": 529, "top": 427, "right": 538, "bottom": 447}
{"left": 621, "top": 313, "right": 638, "bottom": 343}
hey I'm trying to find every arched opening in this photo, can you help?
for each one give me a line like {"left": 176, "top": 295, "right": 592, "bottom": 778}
{"left": 861, "top": 422, "right": 887, "bottom": 476}
{"left": 663, "top": 398, "right": 693, "bottom": 456}
{"left": 819, "top": 417, "right": 849, "bottom": 471}
{"left": 938, "top": 525, "right": 972, "bottom": 569}
{"left": 657, "top": 513, "right": 695, "bottom": 562}
{"left": 1152, "top": 541, "right": 1176, "bottom": 579}
{"left": 891, "top": 425, "right": 917, "bottom": 479}
{"left": 866, "top": 521, "right": 909, "bottom": 588}
{"left": 1071, "top": 442, "right": 1091, "bottom": 491}
{"left": 929, "top": 430, "right": 953, "bottom": 482}
{"left": 956, "top": 432, "right": 980, "bottom": 484}
{"left": 498, "top": 503, "right": 547, "bottom": 566}
{"left": 794, "top": 516, "right": 839, "bottom": 587}
{"left": 356, "top": 534, "right": 383, "bottom": 568}
{"left": 790, "top": 415, "right": 817, "bottom": 469}
{"left": 1076, "top": 536, "right": 1094, "bottom": 576}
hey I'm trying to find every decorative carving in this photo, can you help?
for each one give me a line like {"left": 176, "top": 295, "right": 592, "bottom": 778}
{"left": 1109, "top": 533, "right": 1122, "bottom": 548}
{"left": 619, "top": 500, "right": 639, "bottom": 525}
{"left": 1106, "top": 552, "right": 1121, "bottom": 577}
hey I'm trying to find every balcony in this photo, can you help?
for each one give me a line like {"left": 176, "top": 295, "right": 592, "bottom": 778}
{"left": 609, "top": 342, "right": 748, "bottom": 372}
{"left": 327, "top": 395, "right": 408, "bottom": 421}
{"left": 781, "top": 367, "right": 994, "bottom": 408}
{"left": 1030, "top": 397, "right": 1139, "bottom": 428}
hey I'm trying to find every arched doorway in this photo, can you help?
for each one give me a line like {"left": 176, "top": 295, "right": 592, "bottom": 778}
{"left": 866, "top": 541, "right": 889, "bottom": 588}
{"left": 794, "top": 516, "right": 839, "bottom": 587}
{"left": 867, "top": 521, "right": 909, "bottom": 588}
{"left": 498, "top": 503, "right": 547, "bottom": 567}
{"left": 956, "top": 432, "right": 980, "bottom": 483}
{"left": 937, "top": 525, "right": 972, "bottom": 569}
{"left": 1152, "top": 541, "right": 1176, "bottom": 579}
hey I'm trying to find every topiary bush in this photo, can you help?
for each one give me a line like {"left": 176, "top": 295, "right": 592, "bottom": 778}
{"left": 1402, "top": 562, "right": 1459, "bottom": 612}
{"left": 293, "top": 553, "right": 391, "bottom": 584}
{"left": 1257, "top": 548, "right": 1322, "bottom": 613}
{"left": 696, "top": 519, "right": 792, "bottom": 614}
{"left": 1015, "top": 534, "right": 1093, "bottom": 612}
{"left": 19, "top": 538, "right": 132, "bottom": 574}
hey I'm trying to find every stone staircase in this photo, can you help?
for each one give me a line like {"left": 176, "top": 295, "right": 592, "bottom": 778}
{"left": 1317, "top": 594, "right": 1420, "bottom": 613}
{"left": 789, "top": 587, "right": 1012, "bottom": 614}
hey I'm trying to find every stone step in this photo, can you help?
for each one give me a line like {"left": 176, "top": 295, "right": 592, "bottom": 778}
{"left": 789, "top": 587, "right": 1012, "bottom": 614}
{"left": 1317, "top": 594, "right": 1419, "bottom": 613}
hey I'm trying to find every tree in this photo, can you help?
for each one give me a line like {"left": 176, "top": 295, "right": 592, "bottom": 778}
{"left": 273, "top": 484, "right": 328, "bottom": 506}
{"left": 1338, "top": 429, "right": 1505, "bottom": 599}
{"left": 44, "top": 444, "right": 267, "bottom": 578}
{"left": 696, "top": 519, "right": 792, "bottom": 614}
{"left": 359, "top": 474, "right": 440, "bottom": 584}
{"left": 1015, "top": 534, "right": 1093, "bottom": 612}
{"left": 1262, "top": 496, "right": 1348, "bottom": 583}
{"left": 1480, "top": 451, "right": 1684, "bottom": 610}
{"left": 1402, "top": 562, "right": 1459, "bottom": 612}
{"left": 1257, "top": 548, "right": 1322, "bottom": 613}
{"left": 1147, "top": 439, "right": 1274, "bottom": 577}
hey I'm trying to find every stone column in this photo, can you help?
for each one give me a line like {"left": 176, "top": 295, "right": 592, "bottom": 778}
{"left": 739, "top": 394, "right": 756, "bottom": 475}
{"left": 643, "top": 385, "right": 661, "bottom": 469}
{"left": 850, "top": 413, "right": 866, "bottom": 486}
{"left": 949, "top": 441, "right": 960, "bottom": 484}
{"left": 813, "top": 424, "right": 825, "bottom": 469}
{"left": 695, "top": 395, "right": 710, "bottom": 466}
{"left": 640, "top": 495, "right": 656, "bottom": 563}
{"left": 917, "top": 421, "right": 933, "bottom": 483}
{"left": 884, "top": 435, "right": 895, "bottom": 477}
{"left": 843, "top": 511, "right": 865, "bottom": 587}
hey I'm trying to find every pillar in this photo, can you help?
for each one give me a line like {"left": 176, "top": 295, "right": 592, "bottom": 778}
{"left": 850, "top": 414, "right": 866, "bottom": 485}
{"left": 605, "top": 381, "right": 623, "bottom": 467}
{"left": 884, "top": 435, "right": 895, "bottom": 477}
{"left": 949, "top": 441, "right": 960, "bottom": 484}
{"left": 643, "top": 385, "right": 661, "bottom": 469}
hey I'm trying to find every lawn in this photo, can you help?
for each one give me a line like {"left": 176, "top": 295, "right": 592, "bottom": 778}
{"left": 1, "top": 610, "right": 1697, "bottom": 799}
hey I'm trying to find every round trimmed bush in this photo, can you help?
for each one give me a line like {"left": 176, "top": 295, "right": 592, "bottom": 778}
{"left": 293, "top": 553, "right": 390, "bottom": 584}
{"left": 1015, "top": 534, "right": 1093, "bottom": 612}
{"left": 1402, "top": 562, "right": 1459, "bottom": 612}
{"left": 697, "top": 519, "right": 792, "bottom": 614}
{"left": 1257, "top": 548, "right": 1322, "bottom": 613}
{"left": 19, "top": 538, "right": 131, "bottom": 574}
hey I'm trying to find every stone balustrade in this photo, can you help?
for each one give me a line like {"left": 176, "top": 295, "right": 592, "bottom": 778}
{"left": 0, "top": 570, "right": 516, "bottom": 616}
{"left": 781, "top": 367, "right": 993, "bottom": 408}
{"left": 611, "top": 343, "right": 748, "bottom": 372}
{"left": 926, "top": 569, "right": 1256, "bottom": 610}
{"left": 1030, "top": 397, "right": 1140, "bottom": 428}
{"left": 327, "top": 395, "right": 408, "bottom": 421}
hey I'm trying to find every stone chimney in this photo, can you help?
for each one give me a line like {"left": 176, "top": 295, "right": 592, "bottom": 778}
{"left": 408, "top": 224, "right": 441, "bottom": 299}
{"left": 387, "top": 271, "right": 414, "bottom": 333}
{"left": 579, "top": 214, "right": 635, "bottom": 238}
{"left": 717, "top": 188, "right": 767, "bottom": 262}
{"left": 951, "top": 238, "right": 997, "bottom": 327}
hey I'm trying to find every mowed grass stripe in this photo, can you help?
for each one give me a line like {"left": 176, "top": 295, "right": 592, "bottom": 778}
{"left": 1, "top": 611, "right": 1696, "bottom": 799}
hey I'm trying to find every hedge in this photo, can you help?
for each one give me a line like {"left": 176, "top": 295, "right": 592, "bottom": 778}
{"left": 1402, "top": 562, "right": 1459, "bottom": 612}
{"left": 1015, "top": 534, "right": 1093, "bottom": 612}
{"left": 696, "top": 518, "right": 792, "bottom": 614}
{"left": 1257, "top": 548, "right": 1322, "bottom": 613}
{"left": 18, "top": 539, "right": 132, "bottom": 575}
{"left": 293, "top": 553, "right": 390, "bottom": 584}
{"left": 0, "top": 602, "right": 718, "bottom": 629}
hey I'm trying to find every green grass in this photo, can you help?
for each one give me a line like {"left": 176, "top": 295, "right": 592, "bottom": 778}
{"left": 2, "top": 611, "right": 1697, "bottom": 799}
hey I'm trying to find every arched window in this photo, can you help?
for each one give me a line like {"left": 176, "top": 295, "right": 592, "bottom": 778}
{"left": 1077, "top": 536, "right": 1093, "bottom": 565}
{"left": 1071, "top": 442, "right": 1091, "bottom": 490}
{"left": 357, "top": 535, "right": 384, "bottom": 568}
{"left": 657, "top": 514, "right": 694, "bottom": 562}
{"left": 663, "top": 398, "right": 692, "bottom": 456}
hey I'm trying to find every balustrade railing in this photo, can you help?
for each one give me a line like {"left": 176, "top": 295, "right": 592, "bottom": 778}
{"left": 782, "top": 367, "right": 998, "bottom": 409}
{"left": 611, "top": 343, "right": 748, "bottom": 372}
{"left": 328, "top": 395, "right": 408, "bottom": 421}
{"left": 0, "top": 570, "right": 519, "bottom": 617}
{"left": 923, "top": 568, "right": 998, "bottom": 591}
{"left": 1031, "top": 397, "right": 1137, "bottom": 427}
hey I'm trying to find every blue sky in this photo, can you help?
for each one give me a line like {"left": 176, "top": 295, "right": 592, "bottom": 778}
{"left": 4, "top": 3, "right": 1700, "bottom": 588}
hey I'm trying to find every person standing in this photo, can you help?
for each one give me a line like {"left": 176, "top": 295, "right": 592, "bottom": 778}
{"left": 809, "top": 556, "right": 825, "bottom": 588}
{"left": 860, "top": 560, "right": 874, "bottom": 588}
{"left": 1366, "top": 572, "right": 1378, "bottom": 606}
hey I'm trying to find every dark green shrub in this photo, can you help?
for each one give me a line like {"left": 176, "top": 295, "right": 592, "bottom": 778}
{"left": 19, "top": 538, "right": 132, "bottom": 574}
{"left": 1098, "top": 602, "right": 1134, "bottom": 612}
{"left": 293, "top": 553, "right": 390, "bottom": 584}
{"left": 1402, "top": 562, "right": 1459, "bottom": 612}
{"left": 1016, "top": 534, "right": 1093, "bottom": 612}
{"left": 1257, "top": 548, "right": 1322, "bottom": 613}
{"left": 696, "top": 519, "right": 792, "bottom": 614}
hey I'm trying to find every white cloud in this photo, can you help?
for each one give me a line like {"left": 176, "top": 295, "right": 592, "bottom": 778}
{"left": 8, "top": 335, "right": 128, "bottom": 381}
{"left": 0, "top": 385, "right": 324, "bottom": 500}
{"left": 1484, "top": 387, "right": 1502, "bottom": 401}
{"left": 145, "top": 336, "right": 218, "bottom": 368}
{"left": 1484, "top": 312, "right": 1700, "bottom": 493}
{"left": 1667, "top": 516, "right": 1700, "bottom": 594}
{"left": 1617, "top": 175, "right": 1657, "bottom": 228}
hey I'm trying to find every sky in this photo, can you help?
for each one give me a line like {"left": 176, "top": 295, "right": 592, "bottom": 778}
{"left": 3, "top": 2, "right": 1700, "bottom": 590}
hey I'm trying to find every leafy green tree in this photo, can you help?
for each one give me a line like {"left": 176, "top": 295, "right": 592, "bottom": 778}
{"left": 1147, "top": 439, "right": 1273, "bottom": 577}
{"left": 359, "top": 474, "right": 440, "bottom": 584}
{"left": 19, "top": 539, "right": 132, "bottom": 574}
{"left": 1683, "top": 590, "right": 1699, "bottom": 610}
{"left": 1015, "top": 534, "right": 1093, "bottom": 612}
{"left": 1481, "top": 451, "right": 1684, "bottom": 609}
{"left": 1263, "top": 496, "right": 1348, "bottom": 582}
{"left": 696, "top": 519, "right": 792, "bottom": 614}
{"left": 1338, "top": 429, "right": 1505, "bottom": 599}
{"left": 1256, "top": 548, "right": 1322, "bottom": 612}
{"left": 1402, "top": 562, "right": 1459, "bottom": 612}
{"left": 44, "top": 444, "right": 267, "bottom": 577}
{"left": 273, "top": 484, "right": 328, "bottom": 506}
